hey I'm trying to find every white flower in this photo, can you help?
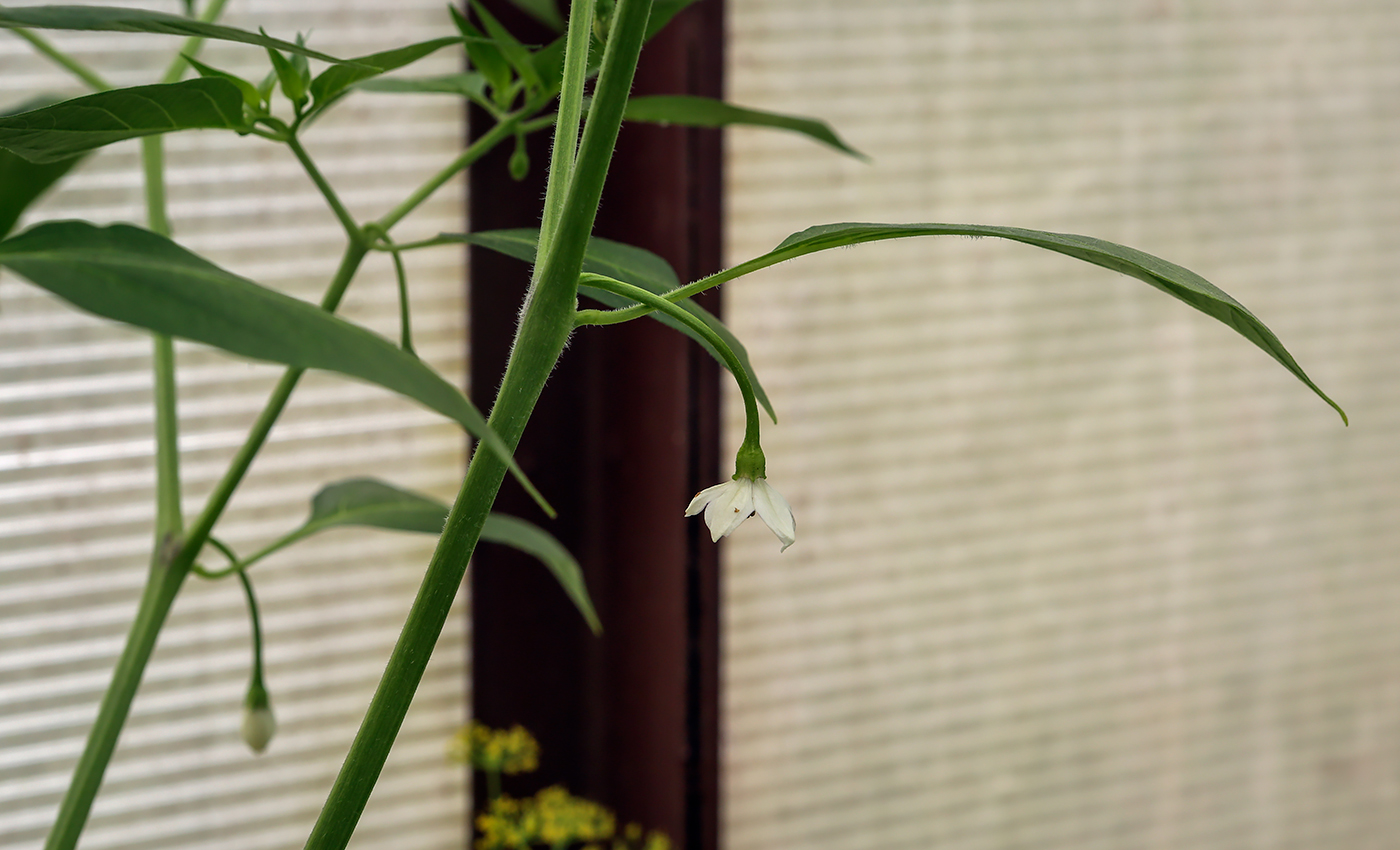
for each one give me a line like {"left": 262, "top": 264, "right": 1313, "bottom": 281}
{"left": 241, "top": 703, "right": 276, "bottom": 754}
{"left": 685, "top": 476, "right": 796, "bottom": 551}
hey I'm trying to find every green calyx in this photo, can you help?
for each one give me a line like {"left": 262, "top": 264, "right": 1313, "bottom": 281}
{"left": 734, "top": 440, "right": 766, "bottom": 480}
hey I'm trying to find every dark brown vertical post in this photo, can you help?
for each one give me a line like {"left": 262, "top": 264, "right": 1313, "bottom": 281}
{"left": 468, "top": 3, "right": 723, "bottom": 849}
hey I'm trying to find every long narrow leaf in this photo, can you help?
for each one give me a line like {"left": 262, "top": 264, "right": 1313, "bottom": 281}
{"left": 720, "top": 222, "right": 1347, "bottom": 423}
{"left": 454, "top": 227, "right": 777, "bottom": 421}
{"left": 625, "top": 95, "right": 867, "bottom": 160}
{"left": 480, "top": 514, "right": 600, "bottom": 634}
{"left": 0, "top": 97, "right": 84, "bottom": 237}
{"left": 0, "top": 79, "right": 245, "bottom": 163}
{"left": 356, "top": 73, "right": 490, "bottom": 101}
{"left": 0, "top": 221, "right": 554, "bottom": 509}
{"left": 0, "top": 5, "right": 351, "bottom": 63}
{"left": 309, "top": 36, "right": 463, "bottom": 107}
{"left": 266, "top": 479, "right": 600, "bottom": 632}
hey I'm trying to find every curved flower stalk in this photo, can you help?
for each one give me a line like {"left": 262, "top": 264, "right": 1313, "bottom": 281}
{"left": 575, "top": 272, "right": 797, "bottom": 551}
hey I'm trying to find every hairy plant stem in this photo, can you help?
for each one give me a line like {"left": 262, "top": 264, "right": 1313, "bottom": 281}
{"left": 303, "top": 1, "right": 655, "bottom": 846}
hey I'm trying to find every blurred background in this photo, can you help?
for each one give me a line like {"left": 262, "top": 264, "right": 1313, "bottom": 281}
{"left": 721, "top": 2, "right": 1400, "bottom": 849}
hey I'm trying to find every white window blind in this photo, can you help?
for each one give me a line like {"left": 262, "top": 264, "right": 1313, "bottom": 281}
{"left": 724, "top": 2, "right": 1400, "bottom": 848}
{"left": 0, "top": 2, "right": 471, "bottom": 847}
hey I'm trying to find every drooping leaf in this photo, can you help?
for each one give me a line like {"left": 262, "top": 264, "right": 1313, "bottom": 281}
{"left": 181, "top": 54, "right": 263, "bottom": 109}
{"left": 457, "top": 228, "right": 776, "bottom": 421}
{"left": 309, "top": 36, "right": 463, "bottom": 108}
{"left": 0, "top": 79, "right": 245, "bottom": 163}
{"left": 357, "top": 72, "right": 490, "bottom": 102}
{"left": 277, "top": 478, "right": 600, "bottom": 632}
{"left": 0, "top": 221, "right": 554, "bottom": 510}
{"left": 625, "top": 95, "right": 867, "bottom": 160}
{"left": 505, "top": 0, "right": 563, "bottom": 31}
{"left": 479, "top": 514, "right": 599, "bottom": 634}
{"left": 730, "top": 222, "right": 1348, "bottom": 423}
{"left": 0, "top": 5, "right": 351, "bottom": 63}
{"left": 0, "top": 97, "right": 85, "bottom": 238}
{"left": 304, "top": 478, "right": 450, "bottom": 535}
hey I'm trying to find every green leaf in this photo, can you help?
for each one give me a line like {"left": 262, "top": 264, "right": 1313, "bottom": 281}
{"left": 450, "top": 5, "right": 514, "bottom": 102}
{"left": 309, "top": 36, "right": 463, "bottom": 108}
{"left": 0, "top": 5, "right": 352, "bottom": 64}
{"left": 304, "top": 478, "right": 450, "bottom": 535}
{"left": 625, "top": 95, "right": 867, "bottom": 160}
{"left": 287, "top": 478, "right": 600, "bottom": 632}
{"left": 0, "top": 97, "right": 84, "bottom": 238}
{"left": 470, "top": 1, "right": 545, "bottom": 94}
{"left": 480, "top": 514, "right": 600, "bottom": 634}
{"left": 289, "top": 32, "right": 313, "bottom": 87}
{"left": 0, "top": 79, "right": 245, "bottom": 163}
{"left": 456, "top": 228, "right": 777, "bottom": 422}
{"left": 265, "top": 47, "right": 307, "bottom": 107}
{"left": 0, "top": 221, "right": 554, "bottom": 510}
{"left": 182, "top": 54, "right": 263, "bottom": 109}
{"left": 356, "top": 72, "right": 490, "bottom": 102}
{"left": 506, "top": 0, "right": 564, "bottom": 31}
{"left": 645, "top": 0, "right": 705, "bottom": 39}
{"left": 741, "top": 222, "right": 1348, "bottom": 424}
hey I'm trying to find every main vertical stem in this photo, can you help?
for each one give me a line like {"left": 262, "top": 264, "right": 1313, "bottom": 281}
{"left": 302, "top": 2, "right": 654, "bottom": 846}
{"left": 43, "top": 562, "right": 186, "bottom": 850}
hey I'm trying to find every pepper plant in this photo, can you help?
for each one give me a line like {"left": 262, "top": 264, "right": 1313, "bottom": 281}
{"left": 0, "top": 1, "right": 1345, "bottom": 848}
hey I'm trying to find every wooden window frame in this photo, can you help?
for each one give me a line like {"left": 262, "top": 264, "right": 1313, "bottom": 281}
{"left": 467, "top": 3, "right": 725, "bottom": 848}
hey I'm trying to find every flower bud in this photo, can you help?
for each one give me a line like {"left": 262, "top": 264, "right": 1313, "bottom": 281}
{"left": 508, "top": 145, "right": 530, "bottom": 182}
{"left": 241, "top": 685, "right": 276, "bottom": 754}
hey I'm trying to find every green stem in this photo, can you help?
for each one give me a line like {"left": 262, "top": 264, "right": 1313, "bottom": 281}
{"left": 12, "top": 28, "right": 110, "bottom": 90}
{"left": 41, "top": 0, "right": 243, "bottom": 830}
{"left": 302, "top": 3, "right": 654, "bottom": 847}
{"left": 141, "top": 138, "right": 172, "bottom": 237}
{"left": 182, "top": 242, "right": 370, "bottom": 558}
{"left": 285, "top": 133, "right": 364, "bottom": 244}
{"left": 44, "top": 561, "right": 188, "bottom": 850}
{"left": 382, "top": 236, "right": 416, "bottom": 354}
{"left": 375, "top": 94, "right": 551, "bottom": 233}
{"left": 578, "top": 274, "right": 762, "bottom": 451}
{"left": 143, "top": 134, "right": 185, "bottom": 539}
{"left": 42, "top": 243, "right": 367, "bottom": 850}
{"left": 535, "top": 0, "right": 595, "bottom": 260}
{"left": 160, "top": 0, "right": 232, "bottom": 84}
{"left": 236, "top": 568, "right": 266, "bottom": 689}
{"left": 151, "top": 335, "right": 183, "bottom": 539}
{"left": 48, "top": 15, "right": 524, "bottom": 840}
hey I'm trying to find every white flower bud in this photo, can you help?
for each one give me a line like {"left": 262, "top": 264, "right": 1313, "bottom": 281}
{"left": 241, "top": 701, "right": 276, "bottom": 754}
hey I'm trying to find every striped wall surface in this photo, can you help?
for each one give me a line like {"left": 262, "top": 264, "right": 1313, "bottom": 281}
{"left": 0, "top": 2, "right": 471, "bottom": 847}
{"left": 723, "top": 2, "right": 1400, "bottom": 849}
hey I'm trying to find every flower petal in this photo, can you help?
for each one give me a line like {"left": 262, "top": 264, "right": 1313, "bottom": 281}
{"left": 752, "top": 478, "right": 796, "bottom": 551}
{"left": 685, "top": 481, "right": 731, "bottom": 517}
{"left": 703, "top": 478, "right": 754, "bottom": 541}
